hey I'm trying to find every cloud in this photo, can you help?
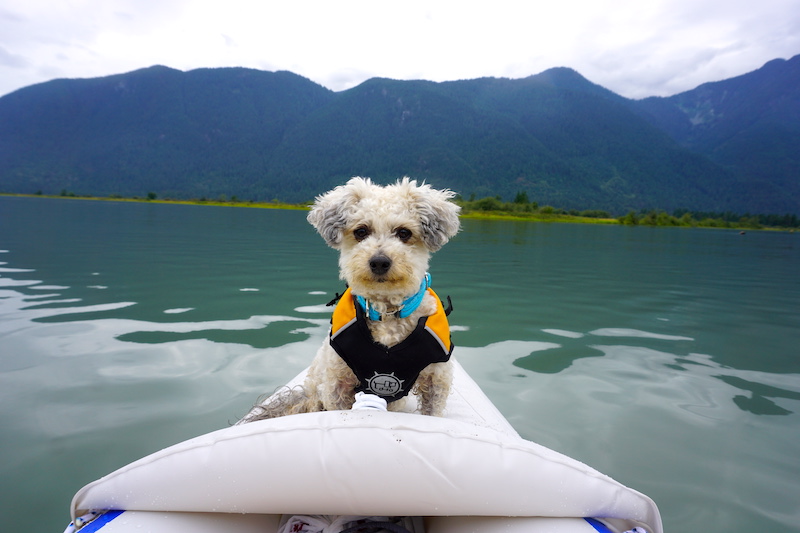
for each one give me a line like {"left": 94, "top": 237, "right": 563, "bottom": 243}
{"left": 0, "top": 45, "right": 28, "bottom": 68}
{"left": 0, "top": 0, "right": 798, "bottom": 98}
{"left": 569, "top": 0, "right": 800, "bottom": 97}
{"left": 323, "top": 68, "right": 378, "bottom": 92}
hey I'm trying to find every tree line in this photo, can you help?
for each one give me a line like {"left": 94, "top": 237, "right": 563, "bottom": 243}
{"left": 456, "top": 191, "right": 612, "bottom": 219}
{"left": 619, "top": 209, "right": 799, "bottom": 229}
{"left": 457, "top": 191, "right": 799, "bottom": 229}
{"left": 21, "top": 189, "right": 800, "bottom": 229}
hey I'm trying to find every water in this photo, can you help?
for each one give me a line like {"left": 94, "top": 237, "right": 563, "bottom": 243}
{"left": 1, "top": 196, "right": 798, "bottom": 532}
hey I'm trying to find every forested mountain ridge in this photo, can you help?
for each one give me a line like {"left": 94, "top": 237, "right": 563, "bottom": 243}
{"left": 1, "top": 56, "right": 798, "bottom": 214}
{"left": 632, "top": 55, "right": 800, "bottom": 215}
{"left": 0, "top": 66, "right": 334, "bottom": 201}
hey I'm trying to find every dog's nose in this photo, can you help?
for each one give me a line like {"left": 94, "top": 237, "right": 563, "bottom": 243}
{"left": 369, "top": 254, "right": 392, "bottom": 275}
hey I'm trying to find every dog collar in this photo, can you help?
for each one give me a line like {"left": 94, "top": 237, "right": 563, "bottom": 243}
{"left": 355, "top": 273, "right": 431, "bottom": 321}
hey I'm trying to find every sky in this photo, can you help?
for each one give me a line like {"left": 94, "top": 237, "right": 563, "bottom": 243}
{"left": 1, "top": 0, "right": 799, "bottom": 100}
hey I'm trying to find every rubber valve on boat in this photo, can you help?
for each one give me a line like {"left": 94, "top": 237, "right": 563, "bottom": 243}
{"left": 352, "top": 392, "right": 387, "bottom": 411}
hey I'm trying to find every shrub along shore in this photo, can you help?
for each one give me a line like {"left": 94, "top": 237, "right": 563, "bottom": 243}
{"left": 4, "top": 191, "right": 798, "bottom": 231}
{"left": 455, "top": 194, "right": 798, "bottom": 230}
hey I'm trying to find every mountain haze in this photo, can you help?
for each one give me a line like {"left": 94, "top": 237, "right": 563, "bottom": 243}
{"left": 633, "top": 55, "right": 800, "bottom": 215}
{"left": 1, "top": 57, "right": 798, "bottom": 214}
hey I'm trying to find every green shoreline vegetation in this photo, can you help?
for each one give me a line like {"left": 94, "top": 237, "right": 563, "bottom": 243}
{"left": 455, "top": 192, "right": 798, "bottom": 230}
{"left": 5, "top": 190, "right": 308, "bottom": 211}
{"left": 3, "top": 190, "right": 799, "bottom": 231}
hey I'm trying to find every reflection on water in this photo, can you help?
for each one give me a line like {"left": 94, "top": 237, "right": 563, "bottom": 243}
{"left": 1, "top": 197, "right": 799, "bottom": 533}
{"left": 0, "top": 279, "right": 328, "bottom": 378}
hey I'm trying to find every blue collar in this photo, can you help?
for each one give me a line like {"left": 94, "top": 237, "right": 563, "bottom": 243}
{"left": 355, "top": 273, "right": 431, "bottom": 321}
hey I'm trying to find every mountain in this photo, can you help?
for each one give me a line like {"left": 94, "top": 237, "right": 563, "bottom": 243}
{"left": 1, "top": 58, "right": 798, "bottom": 214}
{"left": 0, "top": 66, "right": 334, "bottom": 200}
{"left": 268, "top": 71, "right": 732, "bottom": 212}
{"left": 633, "top": 55, "right": 800, "bottom": 214}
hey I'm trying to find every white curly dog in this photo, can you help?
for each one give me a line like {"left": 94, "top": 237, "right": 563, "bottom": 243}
{"left": 249, "top": 177, "right": 461, "bottom": 419}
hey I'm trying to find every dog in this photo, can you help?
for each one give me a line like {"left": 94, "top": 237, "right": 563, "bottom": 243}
{"left": 248, "top": 177, "right": 460, "bottom": 419}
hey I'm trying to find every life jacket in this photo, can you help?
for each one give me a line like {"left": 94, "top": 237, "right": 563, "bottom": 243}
{"left": 329, "top": 287, "right": 454, "bottom": 402}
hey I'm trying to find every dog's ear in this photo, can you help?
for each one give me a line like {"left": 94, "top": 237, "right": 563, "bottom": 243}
{"left": 399, "top": 178, "right": 461, "bottom": 252}
{"left": 307, "top": 177, "right": 372, "bottom": 248}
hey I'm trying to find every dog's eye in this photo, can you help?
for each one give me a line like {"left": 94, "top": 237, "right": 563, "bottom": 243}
{"left": 353, "top": 226, "right": 371, "bottom": 241}
{"left": 395, "top": 228, "right": 412, "bottom": 242}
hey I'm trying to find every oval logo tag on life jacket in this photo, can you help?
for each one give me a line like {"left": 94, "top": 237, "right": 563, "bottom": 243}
{"left": 366, "top": 372, "right": 405, "bottom": 397}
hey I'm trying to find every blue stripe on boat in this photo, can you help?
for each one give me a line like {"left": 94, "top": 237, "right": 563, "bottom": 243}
{"left": 80, "top": 510, "right": 124, "bottom": 532}
{"left": 584, "top": 517, "right": 615, "bottom": 533}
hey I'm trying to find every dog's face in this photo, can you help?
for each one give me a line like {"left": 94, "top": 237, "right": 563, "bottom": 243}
{"left": 307, "top": 177, "right": 460, "bottom": 302}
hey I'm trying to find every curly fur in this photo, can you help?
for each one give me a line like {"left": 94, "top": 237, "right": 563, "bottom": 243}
{"left": 248, "top": 177, "right": 460, "bottom": 421}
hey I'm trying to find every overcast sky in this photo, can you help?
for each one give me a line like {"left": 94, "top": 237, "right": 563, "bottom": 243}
{"left": 1, "top": 0, "right": 799, "bottom": 100}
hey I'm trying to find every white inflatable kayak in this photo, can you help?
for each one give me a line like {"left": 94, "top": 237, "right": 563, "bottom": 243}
{"left": 63, "top": 361, "right": 663, "bottom": 533}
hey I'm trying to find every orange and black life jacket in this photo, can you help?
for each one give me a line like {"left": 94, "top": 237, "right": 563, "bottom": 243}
{"left": 329, "top": 287, "right": 453, "bottom": 402}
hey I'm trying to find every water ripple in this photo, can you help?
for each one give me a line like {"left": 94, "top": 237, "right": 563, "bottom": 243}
{"left": 589, "top": 328, "right": 694, "bottom": 341}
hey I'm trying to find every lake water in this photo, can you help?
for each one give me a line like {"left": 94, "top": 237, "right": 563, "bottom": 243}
{"left": 1, "top": 195, "right": 798, "bottom": 533}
